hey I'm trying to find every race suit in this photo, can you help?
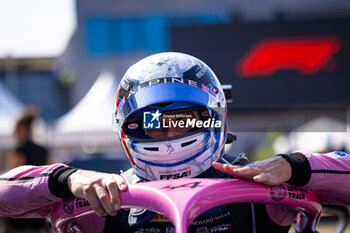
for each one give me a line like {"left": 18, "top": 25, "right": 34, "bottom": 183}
{"left": 0, "top": 151, "right": 350, "bottom": 233}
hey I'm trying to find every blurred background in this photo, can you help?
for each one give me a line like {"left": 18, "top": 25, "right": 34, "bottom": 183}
{"left": 0, "top": 0, "right": 350, "bottom": 232}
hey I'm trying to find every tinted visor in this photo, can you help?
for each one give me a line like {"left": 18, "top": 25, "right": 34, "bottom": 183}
{"left": 123, "top": 102, "right": 216, "bottom": 142}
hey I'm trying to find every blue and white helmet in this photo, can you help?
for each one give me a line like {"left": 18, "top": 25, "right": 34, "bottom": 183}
{"left": 114, "top": 52, "right": 227, "bottom": 180}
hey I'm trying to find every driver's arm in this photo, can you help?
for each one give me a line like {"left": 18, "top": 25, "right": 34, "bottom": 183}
{"left": 0, "top": 163, "right": 72, "bottom": 217}
{"left": 0, "top": 164, "right": 127, "bottom": 218}
{"left": 286, "top": 151, "right": 350, "bottom": 206}
{"left": 213, "top": 151, "right": 350, "bottom": 206}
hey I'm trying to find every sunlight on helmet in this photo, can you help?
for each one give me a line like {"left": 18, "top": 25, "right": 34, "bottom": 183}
{"left": 114, "top": 52, "right": 227, "bottom": 181}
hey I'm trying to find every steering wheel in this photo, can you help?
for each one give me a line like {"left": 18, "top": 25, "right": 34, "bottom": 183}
{"left": 51, "top": 178, "right": 322, "bottom": 233}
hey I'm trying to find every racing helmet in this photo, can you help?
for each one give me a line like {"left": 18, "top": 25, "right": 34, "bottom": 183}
{"left": 113, "top": 52, "right": 227, "bottom": 180}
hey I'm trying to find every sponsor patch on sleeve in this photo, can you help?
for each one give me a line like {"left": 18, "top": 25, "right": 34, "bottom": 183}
{"left": 326, "top": 151, "right": 350, "bottom": 158}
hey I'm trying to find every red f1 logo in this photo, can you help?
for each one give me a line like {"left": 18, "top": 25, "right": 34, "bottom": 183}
{"left": 236, "top": 36, "right": 341, "bottom": 77}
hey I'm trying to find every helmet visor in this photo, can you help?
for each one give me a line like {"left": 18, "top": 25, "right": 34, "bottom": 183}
{"left": 123, "top": 102, "right": 215, "bottom": 142}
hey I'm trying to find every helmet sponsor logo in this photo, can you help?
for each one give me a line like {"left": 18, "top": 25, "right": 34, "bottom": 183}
{"left": 138, "top": 77, "right": 199, "bottom": 91}
{"left": 195, "top": 66, "right": 207, "bottom": 79}
{"left": 137, "top": 77, "right": 218, "bottom": 96}
{"left": 128, "top": 123, "right": 139, "bottom": 129}
{"left": 160, "top": 169, "right": 191, "bottom": 180}
{"left": 201, "top": 111, "right": 209, "bottom": 117}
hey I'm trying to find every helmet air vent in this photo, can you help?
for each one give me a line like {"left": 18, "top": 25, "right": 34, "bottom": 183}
{"left": 181, "top": 139, "right": 197, "bottom": 148}
{"left": 144, "top": 147, "right": 159, "bottom": 151}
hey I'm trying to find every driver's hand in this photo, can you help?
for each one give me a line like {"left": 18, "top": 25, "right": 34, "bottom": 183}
{"left": 67, "top": 169, "right": 127, "bottom": 216}
{"left": 212, "top": 156, "right": 292, "bottom": 186}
